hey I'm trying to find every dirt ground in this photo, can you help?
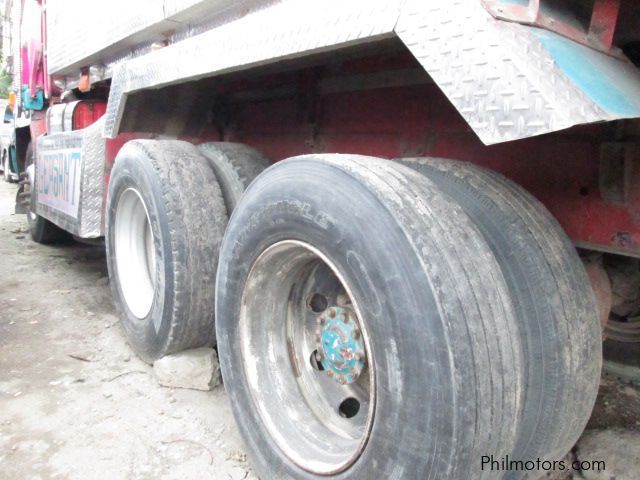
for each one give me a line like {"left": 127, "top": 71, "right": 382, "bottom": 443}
{"left": 0, "top": 182, "right": 258, "bottom": 479}
{"left": 1, "top": 179, "right": 639, "bottom": 480}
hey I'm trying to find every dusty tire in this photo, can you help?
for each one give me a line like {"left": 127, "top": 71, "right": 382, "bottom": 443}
{"left": 27, "top": 204, "right": 67, "bottom": 244}
{"left": 198, "top": 142, "right": 270, "bottom": 215}
{"left": 106, "top": 140, "right": 227, "bottom": 363}
{"left": 25, "top": 142, "right": 67, "bottom": 244}
{"left": 399, "top": 157, "right": 602, "bottom": 465}
{"left": 216, "top": 154, "right": 523, "bottom": 479}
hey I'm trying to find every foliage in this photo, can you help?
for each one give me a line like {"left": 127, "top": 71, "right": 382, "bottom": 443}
{"left": 0, "top": 66, "right": 11, "bottom": 98}
{"left": 0, "top": 49, "right": 11, "bottom": 98}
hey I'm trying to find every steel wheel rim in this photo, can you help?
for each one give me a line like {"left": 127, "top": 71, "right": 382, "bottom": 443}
{"left": 240, "top": 240, "right": 375, "bottom": 475}
{"left": 114, "top": 188, "right": 156, "bottom": 319}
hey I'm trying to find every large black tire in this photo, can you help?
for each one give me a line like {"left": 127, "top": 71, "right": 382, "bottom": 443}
{"left": 25, "top": 142, "right": 68, "bottom": 244}
{"left": 216, "top": 154, "right": 523, "bottom": 479}
{"left": 106, "top": 140, "right": 227, "bottom": 363}
{"left": 399, "top": 158, "right": 602, "bottom": 466}
{"left": 198, "top": 142, "right": 271, "bottom": 215}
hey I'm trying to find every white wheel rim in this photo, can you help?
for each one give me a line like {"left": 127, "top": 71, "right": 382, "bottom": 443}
{"left": 114, "top": 188, "right": 156, "bottom": 319}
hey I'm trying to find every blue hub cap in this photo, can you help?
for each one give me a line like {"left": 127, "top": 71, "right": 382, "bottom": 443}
{"left": 317, "top": 306, "right": 366, "bottom": 384}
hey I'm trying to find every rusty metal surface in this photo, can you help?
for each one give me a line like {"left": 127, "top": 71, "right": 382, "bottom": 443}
{"left": 481, "top": 0, "right": 622, "bottom": 54}
{"left": 603, "top": 255, "right": 640, "bottom": 342}
{"left": 599, "top": 143, "right": 628, "bottom": 205}
{"left": 590, "top": 0, "right": 622, "bottom": 51}
{"left": 582, "top": 254, "right": 613, "bottom": 332}
{"left": 216, "top": 54, "right": 640, "bottom": 257}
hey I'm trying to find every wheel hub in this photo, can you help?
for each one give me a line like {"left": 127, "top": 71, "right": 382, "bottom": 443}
{"left": 239, "top": 240, "right": 374, "bottom": 474}
{"left": 317, "top": 306, "right": 366, "bottom": 384}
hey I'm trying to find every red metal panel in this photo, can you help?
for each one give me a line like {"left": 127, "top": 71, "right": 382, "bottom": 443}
{"left": 482, "top": 0, "right": 623, "bottom": 56}
{"left": 225, "top": 77, "right": 640, "bottom": 257}
{"left": 99, "top": 50, "right": 639, "bottom": 257}
{"left": 72, "top": 101, "right": 107, "bottom": 130}
{"left": 102, "top": 132, "right": 155, "bottom": 230}
{"left": 589, "top": 0, "right": 621, "bottom": 51}
{"left": 105, "top": 133, "right": 154, "bottom": 172}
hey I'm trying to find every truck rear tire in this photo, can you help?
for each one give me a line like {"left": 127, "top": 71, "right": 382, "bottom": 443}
{"left": 106, "top": 140, "right": 227, "bottom": 363}
{"left": 398, "top": 157, "right": 602, "bottom": 465}
{"left": 25, "top": 142, "right": 67, "bottom": 244}
{"left": 216, "top": 154, "right": 523, "bottom": 479}
{"left": 198, "top": 142, "right": 271, "bottom": 215}
{"left": 27, "top": 206, "right": 67, "bottom": 244}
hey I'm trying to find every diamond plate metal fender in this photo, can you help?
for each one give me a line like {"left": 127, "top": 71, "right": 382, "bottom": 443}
{"left": 103, "top": 0, "right": 402, "bottom": 138}
{"left": 47, "top": 0, "right": 244, "bottom": 75}
{"left": 396, "top": 0, "right": 640, "bottom": 145}
{"left": 103, "top": 0, "right": 640, "bottom": 144}
{"left": 35, "top": 118, "right": 107, "bottom": 238}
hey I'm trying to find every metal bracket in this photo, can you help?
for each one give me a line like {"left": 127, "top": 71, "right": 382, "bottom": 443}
{"left": 482, "top": 0, "right": 622, "bottom": 56}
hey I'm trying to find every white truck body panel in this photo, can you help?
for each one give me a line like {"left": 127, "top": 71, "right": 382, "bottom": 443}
{"left": 46, "top": 0, "right": 246, "bottom": 76}
{"left": 46, "top": 0, "right": 640, "bottom": 145}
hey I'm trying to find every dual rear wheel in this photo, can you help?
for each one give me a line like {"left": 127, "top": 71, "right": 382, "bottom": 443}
{"left": 105, "top": 140, "right": 267, "bottom": 361}
{"left": 216, "top": 154, "right": 602, "bottom": 479}
{"left": 106, "top": 141, "right": 601, "bottom": 479}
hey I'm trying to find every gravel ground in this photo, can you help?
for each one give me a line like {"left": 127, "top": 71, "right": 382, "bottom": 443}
{"left": 0, "top": 180, "right": 639, "bottom": 480}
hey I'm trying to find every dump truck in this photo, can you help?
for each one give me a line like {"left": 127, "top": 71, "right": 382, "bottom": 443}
{"left": 5, "top": 0, "right": 640, "bottom": 478}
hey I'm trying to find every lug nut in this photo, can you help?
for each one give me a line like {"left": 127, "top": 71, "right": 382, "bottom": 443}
{"left": 329, "top": 308, "right": 337, "bottom": 318}
{"left": 327, "top": 370, "right": 334, "bottom": 378}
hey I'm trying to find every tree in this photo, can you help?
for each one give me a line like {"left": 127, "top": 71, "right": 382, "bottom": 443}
{"left": 0, "top": 46, "right": 11, "bottom": 98}
{"left": 0, "top": 66, "right": 11, "bottom": 98}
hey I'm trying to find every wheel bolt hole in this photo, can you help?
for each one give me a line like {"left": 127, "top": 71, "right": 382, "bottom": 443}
{"left": 338, "top": 397, "right": 360, "bottom": 419}
{"left": 310, "top": 350, "right": 325, "bottom": 371}
{"left": 308, "top": 293, "right": 328, "bottom": 313}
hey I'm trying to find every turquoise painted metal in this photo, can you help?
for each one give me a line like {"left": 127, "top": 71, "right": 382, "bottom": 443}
{"left": 537, "top": 30, "right": 640, "bottom": 117}
{"left": 319, "top": 306, "right": 366, "bottom": 384}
